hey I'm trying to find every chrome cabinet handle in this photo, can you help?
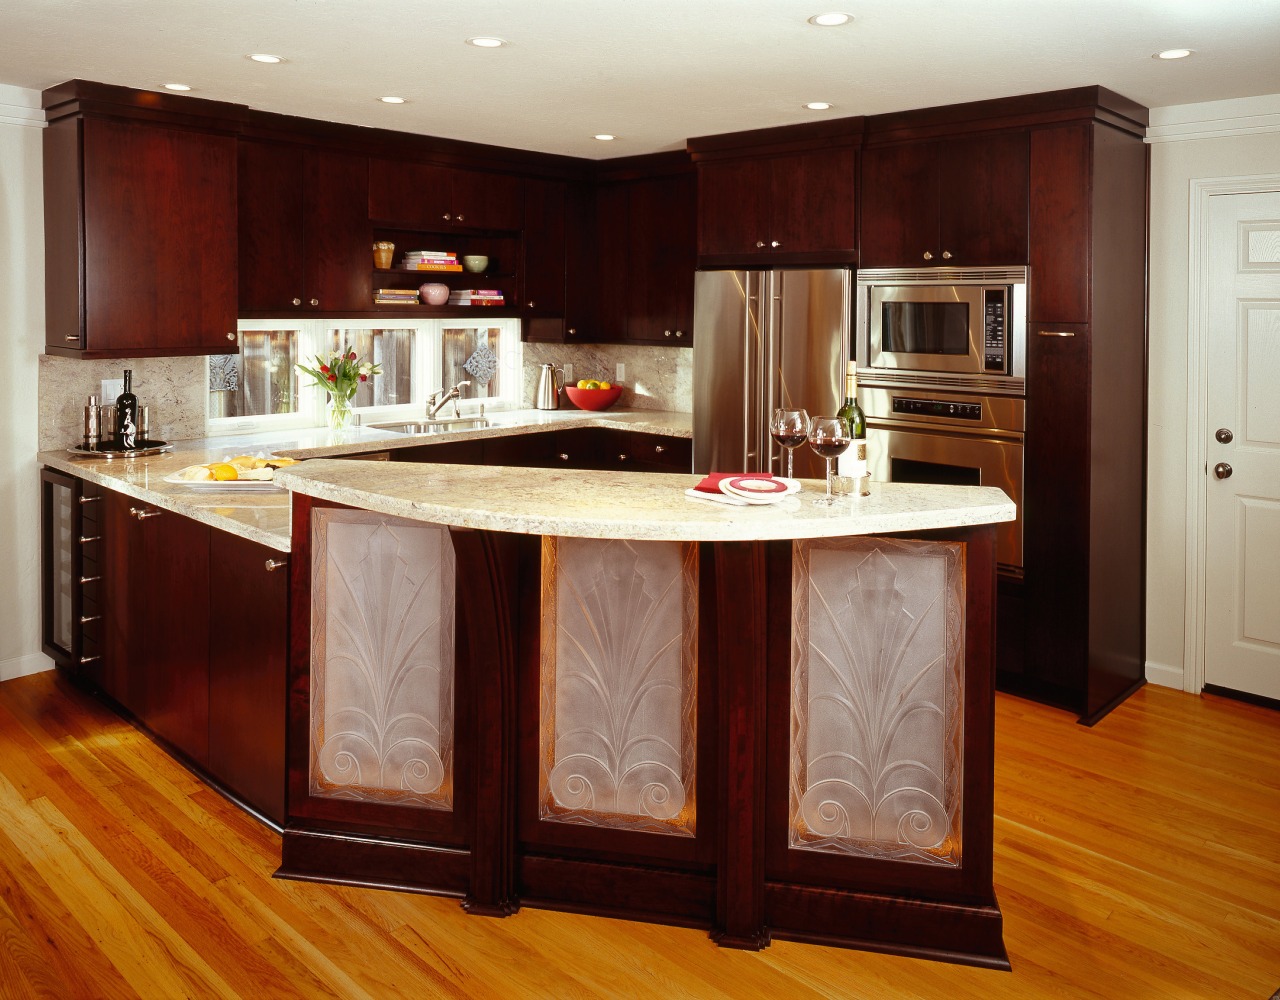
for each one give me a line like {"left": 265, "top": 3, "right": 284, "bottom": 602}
{"left": 654, "top": 445, "right": 665, "bottom": 454}
{"left": 79, "top": 614, "right": 102, "bottom": 624}
{"left": 79, "top": 654, "right": 101, "bottom": 664}
{"left": 1038, "top": 330, "right": 1076, "bottom": 337}
{"left": 264, "top": 558, "right": 287, "bottom": 572}
{"left": 78, "top": 495, "right": 101, "bottom": 505}
{"left": 78, "top": 535, "right": 101, "bottom": 544}
{"left": 1214, "top": 462, "right": 1233, "bottom": 480}
{"left": 923, "top": 251, "right": 934, "bottom": 260}
{"left": 79, "top": 575, "right": 102, "bottom": 584}
{"left": 1216, "top": 428, "right": 1233, "bottom": 444}
{"left": 129, "top": 507, "right": 160, "bottom": 520}
{"left": 292, "top": 297, "right": 302, "bottom": 306}
{"left": 65, "top": 334, "right": 79, "bottom": 342}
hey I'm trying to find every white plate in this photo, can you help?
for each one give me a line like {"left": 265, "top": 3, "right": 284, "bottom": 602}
{"left": 163, "top": 473, "right": 283, "bottom": 491}
{"left": 720, "top": 475, "right": 801, "bottom": 504}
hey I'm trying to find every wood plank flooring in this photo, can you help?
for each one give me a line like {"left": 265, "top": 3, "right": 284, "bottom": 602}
{"left": 0, "top": 670, "right": 1276, "bottom": 999}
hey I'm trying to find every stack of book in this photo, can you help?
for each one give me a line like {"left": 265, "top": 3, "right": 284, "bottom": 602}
{"left": 448, "top": 289, "right": 505, "bottom": 306}
{"left": 402, "top": 250, "right": 462, "bottom": 272}
{"left": 373, "top": 287, "right": 423, "bottom": 305}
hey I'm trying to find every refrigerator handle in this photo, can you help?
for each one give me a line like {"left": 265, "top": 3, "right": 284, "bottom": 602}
{"left": 743, "top": 277, "right": 755, "bottom": 472}
{"left": 763, "top": 272, "right": 781, "bottom": 476}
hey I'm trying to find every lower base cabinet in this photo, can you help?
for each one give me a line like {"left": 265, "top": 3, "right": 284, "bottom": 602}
{"left": 389, "top": 427, "right": 692, "bottom": 473}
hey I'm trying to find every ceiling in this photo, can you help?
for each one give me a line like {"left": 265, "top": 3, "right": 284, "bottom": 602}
{"left": 2, "top": 0, "right": 1279, "bottom": 159}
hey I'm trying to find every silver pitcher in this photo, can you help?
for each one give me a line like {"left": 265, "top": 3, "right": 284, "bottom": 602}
{"left": 534, "top": 363, "right": 563, "bottom": 410}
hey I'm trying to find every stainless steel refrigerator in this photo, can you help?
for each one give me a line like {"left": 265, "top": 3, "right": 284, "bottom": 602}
{"left": 692, "top": 268, "right": 851, "bottom": 479}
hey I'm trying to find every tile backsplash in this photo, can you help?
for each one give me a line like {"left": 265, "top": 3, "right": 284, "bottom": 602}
{"left": 522, "top": 342, "right": 692, "bottom": 412}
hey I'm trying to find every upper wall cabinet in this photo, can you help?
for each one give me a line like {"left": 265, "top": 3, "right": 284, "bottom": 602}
{"left": 859, "top": 132, "right": 1029, "bottom": 268}
{"left": 693, "top": 146, "right": 858, "bottom": 264}
{"left": 238, "top": 141, "right": 371, "bottom": 315}
{"left": 368, "top": 158, "right": 523, "bottom": 232}
{"left": 44, "top": 85, "right": 241, "bottom": 358}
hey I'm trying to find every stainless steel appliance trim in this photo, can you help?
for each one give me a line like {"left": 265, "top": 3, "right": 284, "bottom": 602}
{"left": 858, "top": 370, "right": 1026, "bottom": 397}
{"left": 861, "top": 386, "right": 1025, "bottom": 435}
{"left": 856, "top": 266, "right": 1030, "bottom": 285}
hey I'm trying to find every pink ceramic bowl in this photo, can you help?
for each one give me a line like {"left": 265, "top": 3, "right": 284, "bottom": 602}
{"left": 419, "top": 282, "right": 450, "bottom": 306}
{"left": 564, "top": 385, "right": 623, "bottom": 411}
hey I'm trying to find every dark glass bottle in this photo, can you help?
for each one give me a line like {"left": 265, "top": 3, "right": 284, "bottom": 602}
{"left": 836, "top": 362, "right": 867, "bottom": 480}
{"left": 115, "top": 369, "right": 138, "bottom": 449}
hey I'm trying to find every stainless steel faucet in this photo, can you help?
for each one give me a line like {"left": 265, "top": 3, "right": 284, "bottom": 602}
{"left": 426, "top": 380, "right": 472, "bottom": 419}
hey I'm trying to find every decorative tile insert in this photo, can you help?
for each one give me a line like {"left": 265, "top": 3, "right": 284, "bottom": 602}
{"left": 790, "top": 536, "right": 964, "bottom": 866}
{"left": 539, "top": 536, "right": 697, "bottom": 836}
{"left": 310, "top": 508, "right": 455, "bottom": 810}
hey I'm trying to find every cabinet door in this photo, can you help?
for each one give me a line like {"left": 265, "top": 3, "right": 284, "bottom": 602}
{"left": 521, "top": 177, "right": 566, "bottom": 316}
{"left": 563, "top": 180, "right": 597, "bottom": 343}
{"left": 1029, "top": 124, "right": 1092, "bottom": 324}
{"left": 626, "top": 173, "right": 696, "bottom": 344}
{"left": 938, "top": 132, "right": 1029, "bottom": 266}
{"left": 594, "top": 183, "right": 630, "bottom": 341}
{"left": 768, "top": 147, "right": 857, "bottom": 256}
{"left": 238, "top": 140, "right": 307, "bottom": 313}
{"left": 101, "top": 491, "right": 147, "bottom": 715}
{"left": 304, "top": 149, "right": 371, "bottom": 312}
{"left": 697, "top": 157, "right": 769, "bottom": 257}
{"left": 451, "top": 168, "right": 523, "bottom": 231}
{"left": 209, "top": 535, "right": 287, "bottom": 824}
{"left": 859, "top": 142, "right": 939, "bottom": 268}
{"left": 368, "top": 157, "right": 453, "bottom": 227}
{"left": 79, "top": 118, "right": 238, "bottom": 355}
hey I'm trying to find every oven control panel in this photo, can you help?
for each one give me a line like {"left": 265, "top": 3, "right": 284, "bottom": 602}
{"left": 983, "top": 289, "right": 1006, "bottom": 372}
{"left": 892, "top": 397, "right": 983, "bottom": 421}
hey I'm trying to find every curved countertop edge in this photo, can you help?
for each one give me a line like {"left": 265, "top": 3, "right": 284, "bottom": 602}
{"left": 278, "top": 460, "right": 1016, "bottom": 543}
{"left": 37, "top": 409, "right": 692, "bottom": 553}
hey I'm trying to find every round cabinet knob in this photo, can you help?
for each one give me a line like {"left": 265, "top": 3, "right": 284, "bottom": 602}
{"left": 226, "top": 332, "right": 236, "bottom": 341}
{"left": 527, "top": 301, "right": 536, "bottom": 308}
{"left": 264, "top": 558, "right": 287, "bottom": 572}
{"left": 942, "top": 251, "right": 953, "bottom": 260}
{"left": 442, "top": 213, "right": 452, "bottom": 221}
{"left": 292, "top": 297, "right": 302, "bottom": 306}
{"left": 654, "top": 445, "right": 665, "bottom": 454}
{"left": 310, "top": 298, "right": 320, "bottom": 307}
{"left": 923, "top": 251, "right": 934, "bottom": 261}
{"left": 558, "top": 453, "right": 570, "bottom": 461}
{"left": 567, "top": 328, "right": 577, "bottom": 336}
{"left": 618, "top": 454, "right": 628, "bottom": 462}
{"left": 1214, "top": 462, "right": 1233, "bottom": 480}
{"left": 675, "top": 330, "right": 685, "bottom": 338}
{"left": 455, "top": 213, "right": 464, "bottom": 222}
{"left": 664, "top": 330, "right": 673, "bottom": 337}
{"left": 770, "top": 240, "right": 782, "bottom": 248}
{"left": 756, "top": 241, "right": 766, "bottom": 248}
{"left": 1216, "top": 427, "right": 1234, "bottom": 444}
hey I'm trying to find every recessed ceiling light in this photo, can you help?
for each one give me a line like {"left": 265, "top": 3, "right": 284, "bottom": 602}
{"left": 804, "top": 102, "right": 833, "bottom": 111}
{"left": 466, "top": 36, "right": 507, "bottom": 48}
{"left": 248, "top": 53, "right": 284, "bottom": 64}
{"left": 379, "top": 96, "right": 407, "bottom": 104}
{"left": 593, "top": 134, "right": 617, "bottom": 141}
{"left": 163, "top": 83, "right": 192, "bottom": 92}
{"left": 1154, "top": 48, "right": 1193, "bottom": 60}
{"left": 808, "top": 12, "right": 853, "bottom": 26}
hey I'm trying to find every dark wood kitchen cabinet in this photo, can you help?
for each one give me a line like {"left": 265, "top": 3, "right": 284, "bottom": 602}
{"left": 43, "top": 93, "right": 239, "bottom": 357}
{"left": 859, "top": 131, "right": 1029, "bottom": 268}
{"left": 238, "top": 140, "right": 371, "bottom": 315}
{"left": 368, "top": 157, "right": 523, "bottom": 232}
{"left": 688, "top": 116, "right": 861, "bottom": 266}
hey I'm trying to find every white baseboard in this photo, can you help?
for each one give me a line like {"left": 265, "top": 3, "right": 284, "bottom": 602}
{"left": 0, "top": 651, "right": 55, "bottom": 682}
{"left": 1145, "top": 659, "right": 1187, "bottom": 690}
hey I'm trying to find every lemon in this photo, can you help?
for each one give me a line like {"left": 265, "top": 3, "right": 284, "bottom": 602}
{"left": 208, "top": 463, "right": 239, "bottom": 481}
{"left": 599, "top": 381, "right": 611, "bottom": 390}
{"left": 576, "top": 379, "right": 589, "bottom": 389}
{"left": 585, "top": 379, "right": 601, "bottom": 390}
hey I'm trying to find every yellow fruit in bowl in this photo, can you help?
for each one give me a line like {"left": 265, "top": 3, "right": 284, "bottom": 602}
{"left": 208, "top": 463, "right": 239, "bottom": 481}
{"left": 599, "top": 380, "right": 611, "bottom": 390}
{"left": 576, "top": 379, "right": 589, "bottom": 389}
{"left": 585, "top": 379, "right": 601, "bottom": 390}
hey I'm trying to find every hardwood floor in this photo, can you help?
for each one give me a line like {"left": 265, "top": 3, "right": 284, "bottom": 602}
{"left": 0, "top": 671, "right": 1276, "bottom": 999}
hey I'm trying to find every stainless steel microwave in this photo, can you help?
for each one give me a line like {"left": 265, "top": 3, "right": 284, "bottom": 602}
{"left": 856, "top": 267, "right": 1027, "bottom": 389}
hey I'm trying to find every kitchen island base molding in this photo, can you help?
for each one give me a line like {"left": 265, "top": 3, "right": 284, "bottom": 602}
{"left": 282, "top": 492, "right": 1008, "bottom": 969}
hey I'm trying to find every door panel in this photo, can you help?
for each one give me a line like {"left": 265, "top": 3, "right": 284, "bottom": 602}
{"left": 1205, "top": 191, "right": 1280, "bottom": 700}
{"left": 692, "top": 271, "right": 755, "bottom": 473}
{"left": 939, "top": 132, "right": 1029, "bottom": 266}
{"left": 305, "top": 150, "right": 370, "bottom": 313}
{"left": 859, "top": 143, "right": 938, "bottom": 268}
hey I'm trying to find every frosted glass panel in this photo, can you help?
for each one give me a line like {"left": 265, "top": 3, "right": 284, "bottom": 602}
{"left": 539, "top": 537, "right": 697, "bottom": 837}
{"left": 52, "top": 484, "right": 74, "bottom": 651}
{"left": 790, "top": 537, "right": 964, "bottom": 866}
{"left": 310, "top": 509, "right": 455, "bottom": 811}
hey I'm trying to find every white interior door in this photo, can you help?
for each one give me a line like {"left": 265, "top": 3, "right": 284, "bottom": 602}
{"left": 1204, "top": 190, "right": 1280, "bottom": 700}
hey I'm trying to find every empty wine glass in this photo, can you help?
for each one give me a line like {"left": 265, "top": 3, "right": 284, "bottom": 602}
{"left": 770, "top": 408, "right": 809, "bottom": 480}
{"left": 807, "top": 415, "right": 852, "bottom": 506}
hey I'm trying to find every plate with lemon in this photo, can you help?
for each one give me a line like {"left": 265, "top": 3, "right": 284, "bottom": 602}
{"left": 564, "top": 378, "right": 623, "bottom": 411}
{"left": 165, "top": 454, "right": 300, "bottom": 490}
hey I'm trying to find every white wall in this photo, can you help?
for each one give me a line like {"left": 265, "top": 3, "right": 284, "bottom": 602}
{"left": 0, "top": 85, "right": 50, "bottom": 679}
{"left": 1146, "top": 94, "right": 1280, "bottom": 689}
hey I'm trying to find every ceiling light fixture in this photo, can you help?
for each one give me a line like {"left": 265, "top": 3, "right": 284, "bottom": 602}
{"left": 163, "top": 83, "right": 192, "bottom": 92}
{"left": 1154, "top": 48, "right": 1193, "bottom": 60}
{"left": 379, "top": 96, "right": 407, "bottom": 104}
{"left": 804, "top": 102, "right": 833, "bottom": 111}
{"left": 248, "top": 53, "right": 284, "bottom": 64}
{"left": 466, "top": 36, "right": 507, "bottom": 48}
{"left": 593, "top": 134, "right": 617, "bottom": 141}
{"left": 807, "top": 12, "right": 853, "bottom": 26}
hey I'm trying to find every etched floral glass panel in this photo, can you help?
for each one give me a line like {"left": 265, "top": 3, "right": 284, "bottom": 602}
{"left": 310, "top": 508, "right": 455, "bottom": 811}
{"left": 539, "top": 536, "right": 697, "bottom": 837}
{"left": 790, "top": 536, "right": 964, "bottom": 866}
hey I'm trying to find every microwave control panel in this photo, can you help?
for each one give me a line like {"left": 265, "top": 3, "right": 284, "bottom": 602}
{"left": 892, "top": 397, "right": 983, "bottom": 421}
{"left": 983, "top": 289, "right": 1006, "bottom": 372}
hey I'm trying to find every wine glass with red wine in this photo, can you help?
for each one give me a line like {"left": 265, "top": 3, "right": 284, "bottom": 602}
{"left": 770, "top": 408, "right": 809, "bottom": 480}
{"left": 807, "top": 416, "right": 852, "bottom": 506}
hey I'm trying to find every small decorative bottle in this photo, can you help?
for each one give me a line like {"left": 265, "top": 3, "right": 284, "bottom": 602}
{"left": 115, "top": 369, "right": 138, "bottom": 450}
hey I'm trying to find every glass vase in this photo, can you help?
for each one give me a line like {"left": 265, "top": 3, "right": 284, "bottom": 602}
{"left": 326, "top": 393, "right": 354, "bottom": 432}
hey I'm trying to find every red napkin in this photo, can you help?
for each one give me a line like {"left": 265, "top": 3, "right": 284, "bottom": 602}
{"left": 693, "top": 472, "right": 742, "bottom": 495}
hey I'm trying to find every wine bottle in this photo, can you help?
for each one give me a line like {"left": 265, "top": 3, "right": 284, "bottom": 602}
{"left": 835, "top": 362, "right": 867, "bottom": 480}
{"left": 115, "top": 369, "right": 138, "bottom": 450}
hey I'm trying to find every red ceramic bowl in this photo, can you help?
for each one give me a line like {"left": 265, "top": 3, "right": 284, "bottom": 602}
{"left": 564, "top": 385, "right": 623, "bottom": 411}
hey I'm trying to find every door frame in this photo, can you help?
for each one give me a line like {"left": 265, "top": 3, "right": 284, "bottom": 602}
{"left": 1182, "top": 174, "right": 1280, "bottom": 693}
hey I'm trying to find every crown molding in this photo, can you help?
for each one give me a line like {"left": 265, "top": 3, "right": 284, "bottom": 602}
{"left": 0, "top": 84, "right": 45, "bottom": 128}
{"left": 1146, "top": 93, "right": 1280, "bottom": 143}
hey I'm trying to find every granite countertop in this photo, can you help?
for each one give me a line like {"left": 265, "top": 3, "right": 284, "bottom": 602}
{"left": 280, "top": 460, "right": 1015, "bottom": 542}
{"left": 37, "top": 409, "right": 693, "bottom": 552}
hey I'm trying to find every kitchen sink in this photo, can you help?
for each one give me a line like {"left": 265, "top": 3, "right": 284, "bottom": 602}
{"left": 368, "top": 417, "right": 495, "bottom": 435}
